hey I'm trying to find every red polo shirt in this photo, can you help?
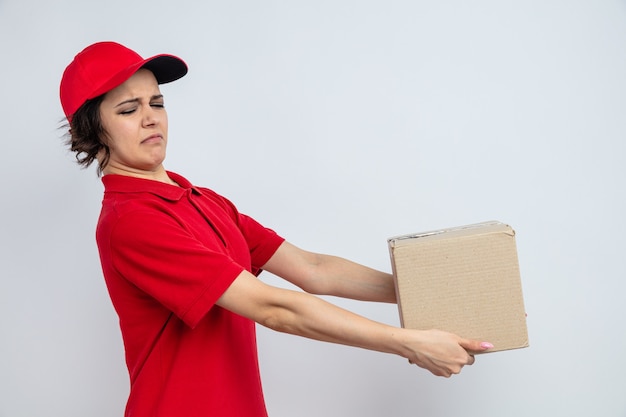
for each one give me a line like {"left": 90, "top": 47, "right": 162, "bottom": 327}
{"left": 96, "top": 172, "right": 284, "bottom": 417}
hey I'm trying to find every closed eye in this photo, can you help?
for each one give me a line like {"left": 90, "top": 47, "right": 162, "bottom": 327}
{"left": 119, "top": 108, "right": 137, "bottom": 115}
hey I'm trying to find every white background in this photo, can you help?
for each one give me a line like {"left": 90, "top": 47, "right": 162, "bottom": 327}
{"left": 1, "top": 1, "right": 625, "bottom": 416}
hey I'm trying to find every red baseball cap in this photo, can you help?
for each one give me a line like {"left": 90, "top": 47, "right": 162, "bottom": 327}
{"left": 60, "top": 41, "right": 188, "bottom": 121}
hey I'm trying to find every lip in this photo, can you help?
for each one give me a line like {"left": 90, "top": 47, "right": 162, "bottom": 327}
{"left": 141, "top": 134, "right": 163, "bottom": 144}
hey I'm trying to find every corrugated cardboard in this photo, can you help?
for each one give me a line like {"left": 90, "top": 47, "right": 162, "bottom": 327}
{"left": 388, "top": 221, "right": 528, "bottom": 353}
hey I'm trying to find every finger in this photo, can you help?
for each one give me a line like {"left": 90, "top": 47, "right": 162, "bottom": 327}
{"left": 459, "top": 339, "right": 494, "bottom": 353}
{"left": 467, "top": 354, "right": 475, "bottom": 365}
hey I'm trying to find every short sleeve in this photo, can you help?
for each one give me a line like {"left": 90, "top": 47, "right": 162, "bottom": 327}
{"left": 236, "top": 212, "right": 285, "bottom": 275}
{"left": 105, "top": 209, "right": 244, "bottom": 328}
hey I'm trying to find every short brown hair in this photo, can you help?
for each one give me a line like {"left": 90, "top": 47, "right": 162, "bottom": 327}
{"left": 64, "top": 94, "right": 110, "bottom": 175}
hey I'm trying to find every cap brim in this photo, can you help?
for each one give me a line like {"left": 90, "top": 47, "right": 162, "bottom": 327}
{"left": 142, "top": 54, "right": 188, "bottom": 84}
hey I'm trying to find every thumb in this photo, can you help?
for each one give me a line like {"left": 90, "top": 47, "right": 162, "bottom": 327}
{"left": 459, "top": 338, "right": 494, "bottom": 353}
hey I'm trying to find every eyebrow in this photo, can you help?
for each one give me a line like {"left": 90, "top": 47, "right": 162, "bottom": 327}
{"left": 114, "top": 94, "right": 164, "bottom": 108}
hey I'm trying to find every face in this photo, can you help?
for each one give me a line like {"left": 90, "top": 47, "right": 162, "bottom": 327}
{"left": 99, "top": 69, "right": 169, "bottom": 176}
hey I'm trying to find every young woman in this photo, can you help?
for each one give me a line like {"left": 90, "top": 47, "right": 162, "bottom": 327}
{"left": 60, "top": 41, "right": 492, "bottom": 417}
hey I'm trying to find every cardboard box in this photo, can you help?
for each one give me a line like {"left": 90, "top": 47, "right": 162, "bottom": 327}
{"left": 388, "top": 221, "right": 529, "bottom": 353}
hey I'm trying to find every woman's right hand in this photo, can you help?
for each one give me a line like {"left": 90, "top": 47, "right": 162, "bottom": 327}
{"left": 404, "top": 329, "right": 493, "bottom": 377}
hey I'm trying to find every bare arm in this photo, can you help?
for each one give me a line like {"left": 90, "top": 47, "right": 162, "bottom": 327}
{"left": 216, "top": 270, "right": 491, "bottom": 377}
{"left": 262, "top": 241, "right": 397, "bottom": 303}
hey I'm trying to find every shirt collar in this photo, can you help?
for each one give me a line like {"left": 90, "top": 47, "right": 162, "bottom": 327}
{"left": 101, "top": 171, "right": 201, "bottom": 201}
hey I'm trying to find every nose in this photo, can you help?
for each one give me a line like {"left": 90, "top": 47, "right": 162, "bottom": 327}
{"left": 142, "top": 105, "right": 160, "bottom": 127}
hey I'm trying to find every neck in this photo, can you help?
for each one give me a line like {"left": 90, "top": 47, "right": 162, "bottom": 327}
{"left": 102, "top": 165, "right": 178, "bottom": 186}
